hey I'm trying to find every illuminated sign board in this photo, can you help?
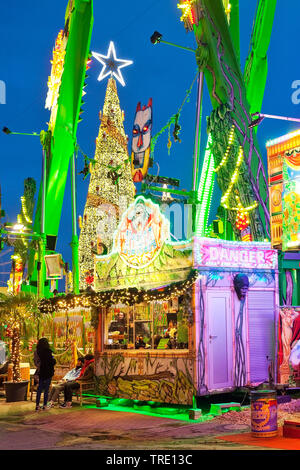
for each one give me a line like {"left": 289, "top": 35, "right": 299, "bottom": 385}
{"left": 266, "top": 129, "right": 300, "bottom": 250}
{"left": 194, "top": 238, "right": 277, "bottom": 270}
{"left": 282, "top": 149, "right": 300, "bottom": 250}
{"left": 113, "top": 196, "right": 170, "bottom": 269}
{"left": 45, "top": 30, "right": 67, "bottom": 129}
{"left": 44, "top": 254, "right": 63, "bottom": 279}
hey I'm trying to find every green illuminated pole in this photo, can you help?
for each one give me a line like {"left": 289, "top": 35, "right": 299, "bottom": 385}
{"left": 195, "top": 134, "right": 215, "bottom": 237}
{"left": 192, "top": 71, "right": 204, "bottom": 194}
{"left": 28, "top": 0, "right": 93, "bottom": 296}
{"left": 190, "top": 69, "right": 204, "bottom": 236}
{"left": 70, "top": 152, "right": 79, "bottom": 294}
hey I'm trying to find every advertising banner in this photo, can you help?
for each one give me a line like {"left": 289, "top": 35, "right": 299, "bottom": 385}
{"left": 278, "top": 306, "right": 300, "bottom": 385}
{"left": 282, "top": 149, "right": 300, "bottom": 250}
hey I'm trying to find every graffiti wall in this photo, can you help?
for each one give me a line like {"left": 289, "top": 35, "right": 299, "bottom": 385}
{"left": 95, "top": 352, "right": 195, "bottom": 405}
{"left": 278, "top": 306, "right": 300, "bottom": 384}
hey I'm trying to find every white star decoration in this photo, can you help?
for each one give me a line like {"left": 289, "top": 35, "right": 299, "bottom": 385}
{"left": 92, "top": 41, "right": 133, "bottom": 87}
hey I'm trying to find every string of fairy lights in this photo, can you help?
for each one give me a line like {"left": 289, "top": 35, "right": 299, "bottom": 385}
{"left": 38, "top": 269, "right": 199, "bottom": 315}
{"left": 213, "top": 125, "right": 235, "bottom": 173}
{"left": 0, "top": 292, "right": 39, "bottom": 381}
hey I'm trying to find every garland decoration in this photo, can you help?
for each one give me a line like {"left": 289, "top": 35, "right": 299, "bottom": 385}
{"left": 213, "top": 125, "right": 235, "bottom": 172}
{"left": 38, "top": 269, "right": 199, "bottom": 315}
{"left": 78, "top": 156, "right": 90, "bottom": 180}
{"left": 150, "top": 71, "right": 198, "bottom": 159}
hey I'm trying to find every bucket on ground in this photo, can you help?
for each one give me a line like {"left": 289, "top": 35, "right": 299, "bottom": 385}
{"left": 250, "top": 390, "right": 278, "bottom": 438}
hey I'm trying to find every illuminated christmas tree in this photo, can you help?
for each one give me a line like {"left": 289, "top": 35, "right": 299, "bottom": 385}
{"left": 78, "top": 77, "right": 135, "bottom": 289}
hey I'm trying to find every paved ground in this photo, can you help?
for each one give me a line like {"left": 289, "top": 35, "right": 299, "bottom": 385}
{"left": 0, "top": 394, "right": 298, "bottom": 453}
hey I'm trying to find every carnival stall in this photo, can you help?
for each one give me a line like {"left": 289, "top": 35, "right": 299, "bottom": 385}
{"left": 194, "top": 237, "right": 278, "bottom": 395}
{"left": 90, "top": 197, "right": 279, "bottom": 405}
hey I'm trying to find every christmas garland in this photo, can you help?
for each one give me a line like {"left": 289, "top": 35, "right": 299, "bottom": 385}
{"left": 38, "top": 269, "right": 199, "bottom": 315}
{"left": 150, "top": 71, "right": 198, "bottom": 159}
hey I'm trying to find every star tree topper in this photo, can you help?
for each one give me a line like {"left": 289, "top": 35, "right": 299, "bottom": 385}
{"left": 92, "top": 41, "right": 133, "bottom": 87}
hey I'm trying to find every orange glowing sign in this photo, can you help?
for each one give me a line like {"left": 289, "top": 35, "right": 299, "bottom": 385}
{"left": 45, "top": 30, "right": 67, "bottom": 128}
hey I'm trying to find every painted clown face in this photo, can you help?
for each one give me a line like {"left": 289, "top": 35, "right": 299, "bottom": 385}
{"left": 131, "top": 99, "right": 153, "bottom": 183}
{"left": 132, "top": 100, "right": 152, "bottom": 157}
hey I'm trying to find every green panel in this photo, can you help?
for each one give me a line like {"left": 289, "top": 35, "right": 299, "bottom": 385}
{"left": 34, "top": 0, "right": 93, "bottom": 238}
{"left": 229, "top": 0, "right": 240, "bottom": 62}
{"left": 192, "top": 0, "right": 270, "bottom": 240}
{"left": 28, "top": 0, "right": 93, "bottom": 288}
{"left": 244, "top": 0, "right": 277, "bottom": 115}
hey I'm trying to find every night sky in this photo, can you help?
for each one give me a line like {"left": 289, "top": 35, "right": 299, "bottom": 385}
{"left": 0, "top": 0, "right": 299, "bottom": 288}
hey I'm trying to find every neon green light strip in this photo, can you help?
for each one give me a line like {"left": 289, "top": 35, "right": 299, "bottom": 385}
{"left": 195, "top": 134, "right": 215, "bottom": 237}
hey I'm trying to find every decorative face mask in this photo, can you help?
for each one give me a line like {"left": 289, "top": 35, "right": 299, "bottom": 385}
{"left": 131, "top": 98, "right": 153, "bottom": 183}
{"left": 233, "top": 274, "right": 249, "bottom": 300}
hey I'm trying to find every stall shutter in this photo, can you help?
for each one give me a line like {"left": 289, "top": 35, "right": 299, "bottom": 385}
{"left": 247, "top": 290, "right": 275, "bottom": 383}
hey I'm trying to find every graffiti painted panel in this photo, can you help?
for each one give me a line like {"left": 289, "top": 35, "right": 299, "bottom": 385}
{"left": 95, "top": 353, "right": 195, "bottom": 405}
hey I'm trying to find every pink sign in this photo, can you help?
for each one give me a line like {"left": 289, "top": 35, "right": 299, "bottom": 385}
{"left": 194, "top": 238, "right": 277, "bottom": 270}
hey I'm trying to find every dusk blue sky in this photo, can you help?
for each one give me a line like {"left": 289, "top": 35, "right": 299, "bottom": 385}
{"left": 0, "top": 1, "right": 299, "bottom": 288}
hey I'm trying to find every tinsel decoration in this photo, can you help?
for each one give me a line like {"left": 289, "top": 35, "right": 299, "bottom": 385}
{"left": 172, "top": 114, "right": 181, "bottom": 143}
{"left": 150, "top": 71, "right": 198, "bottom": 160}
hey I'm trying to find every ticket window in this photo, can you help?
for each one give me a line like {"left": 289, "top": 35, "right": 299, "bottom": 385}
{"left": 105, "top": 308, "right": 132, "bottom": 348}
{"left": 103, "top": 304, "right": 150, "bottom": 350}
{"left": 104, "top": 298, "right": 189, "bottom": 350}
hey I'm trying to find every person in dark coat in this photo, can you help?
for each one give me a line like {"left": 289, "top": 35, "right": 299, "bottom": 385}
{"left": 35, "top": 338, "right": 56, "bottom": 411}
{"left": 60, "top": 354, "right": 94, "bottom": 408}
